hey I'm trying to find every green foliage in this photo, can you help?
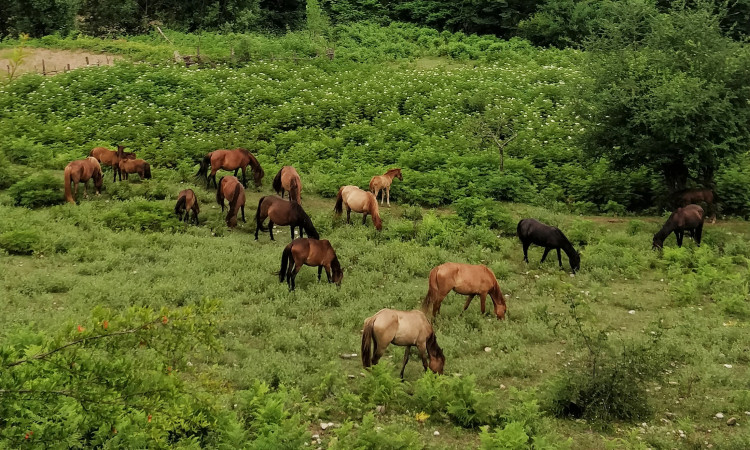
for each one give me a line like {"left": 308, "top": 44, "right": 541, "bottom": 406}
{"left": 7, "top": 173, "right": 64, "bottom": 208}
{"left": 0, "top": 230, "right": 40, "bottom": 255}
{"left": 100, "top": 198, "right": 180, "bottom": 232}
{"left": 454, "top": 197, "right": 514, "bottom": 233}
{"left": 331, "top": 412, "right": 422, "bottom": 449}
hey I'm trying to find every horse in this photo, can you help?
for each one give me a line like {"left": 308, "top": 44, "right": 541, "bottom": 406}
{"left": 653, "top": 204, "right": 705, "bottom": 249}
{"left": 216, "top": 176, "right": 246, "bottom": 228}
{"left": 674, "top": 188, "right": 716, "bottom": 223}
{"left": 255, "top": 196, "right": 319, "bottom": 241}
{"left": 421, "top": 263, "right": 507, "bottom": 320}
{"left": 369, "top": 168, "right": 403, "bottom": 207}
{"left": 272, "top": 166, "right": 302, "bottom": 204}
{"left": 118, "top": 158, "right": 152, "bottom": 180}
{"left": 361, "top": 309, "right": 445, "bottom": 380}
{"left": 64, "top": 157, "right": 103, "bottom": 204}
{"left": 334, "top": 185, "right": 382, "bottom": 231}
{"left": 175, "top": 189, "right": 200, "bottom": 225}
{"left": 517, "top": 219, "right": 581, "bottom": 273}
{"left": 89, "top": 145, "right": 136, "bottom": 182}
{"left": 196, "top": 148, "right": 264, "bottom": 189}
{"left": 278, "top": 238, "right": 343, "bottom": 290}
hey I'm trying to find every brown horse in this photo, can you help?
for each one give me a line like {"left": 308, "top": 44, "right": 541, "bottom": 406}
{"left": 64, "top": 157, "right": 103, "bottom": 204}
{"left": 255, "top": 196, "right": 319, "bottom": 241}
{"left": 279, "top": 238, "right": 343, "bottom": 290}
{"left": 89, "top": 145, "right": 136, "bottom": 182}
{"left": 196, "top": 148, "right": 264, "bottom": 189}
{"left": 653, "top": 204, "right": 705, "bottom": 249}
{"left": 175, "top": 189, "right": 200, "bottom": 225}
{"left": 421, "top": 262, "right": 507, "bottom": 320}
{"left": 369, "top": 168, "right": 403, "bottom": 207}
{"left": 118, "top": 158, "right": 152, "bottom": 180}
{"left": 361, "top": 309, "right": 445, "bottom": 380}
{"left": 334, "top": 185, "right": 382, "bottom": 230}
{"left": 675, "top": 188, "right": 716, "bottom": 223}
{"left": 272, "top": 166, "right": 302, "bottom": 204}
{"left": 216, "top": 176, "right": 246, "bottom": 228}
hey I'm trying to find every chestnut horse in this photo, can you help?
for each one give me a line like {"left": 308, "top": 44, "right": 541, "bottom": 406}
{"left": 272, "top": 166, "right": 302, "bottom": 204}
{"left": 517, "top": 219, "right": 581, "bottom": 273}
{"left": 216, "top": 176, "right": 246, "bottom": 228}
{"left": 64, "top": 157, "right": 103, "bottom": 203}
{"left": 421, "top": 263, "right": 507, "bottom": 320}
{"left": 653, "top": 204, "right": 704, "bottom": 249}
{"left": 279, "top": 238, "right": 343, "bottom": 290}
{"left": 369, "top": 168, "right": 403, "bottom": 207}
{"left": 255, "top": 196, "right": 319, "bottom": 241}
{"left": 196, "top": 148, "right": 264, "bottom": 189}
{"left": 674, "top": 188, "right": 716, "bottom": 223}
{"left": 89, "top": 145, "right": 136, "bottom": 182}
{"left": 175, "top": 189, "right": 200, "bottom": 225}
{"left": 361, "top": 309, "right": 445, "bottom": 380}
{"left": 119, "top": 158, "right": 151, "bottom": 180}
{"left": 334, "top": 185, "right": 382, "bottom": 230}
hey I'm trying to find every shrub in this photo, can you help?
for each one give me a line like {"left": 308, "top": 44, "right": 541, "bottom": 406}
{"left": 0, "top": 230, "right": 40, "bottom": 255}
{"left": 7, "top": 173, "right": 64, "bottom": 208}
{"left": 100, "top": 199, "right": 180, "bottom": 232}
{"left": 454, "top": 197, "right": 514, "bottom": 234}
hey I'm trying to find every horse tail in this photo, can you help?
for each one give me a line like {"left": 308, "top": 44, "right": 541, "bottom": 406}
{"left": 361, "top": 316, "right": 376, "bottom": 368}
{"left": 255, "top": 196, "right": 268, "bottom": 231}
{"left": 370, "top": 194, "right": 382, "bottom": 230}
{"left": 421, "top": 268, "right": 439, "bottom": 315}
{"left": 279, "top": 243, "right": 293, "bottom": 282}
{"left": 196, "top": 153, "right": 211, "bottom": 181}
{"left": 143, "top": 163, "right": 152, "bottom": 179}
{"left": 216, "top": 177, "right": 225, "bottom": 209}
{"left": 175, "top": 194, "right": 187, "bottom": 216}
{"left": 272, "top": 168, "right": 283, "bottom": 194}
{"left": 64, "top": 165, "right": 74, "bottom": 203}
{"left": 334, "top": 187, "right": 344, "bottom": 214}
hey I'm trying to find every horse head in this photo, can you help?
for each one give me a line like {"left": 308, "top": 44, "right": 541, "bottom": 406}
{"left": 395, "top": 169, "right": 403, "bottom": 181}
{"left": 652, "top": 237, "right": 664, "bottom": 250}
{"left": 570, "top": 251, "right": 581, "bottom": 273}
{"left": 426, "top": 334, "right": 445, "bottom": 374}
{"left": 331, "top": 257, "right": 344, "bottom": 286}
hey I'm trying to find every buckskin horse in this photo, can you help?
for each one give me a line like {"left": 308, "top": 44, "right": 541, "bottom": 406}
{"left": 369, "top": 168, "right": 403, "bottom": 207}
{"left": 517, "top": 218, "right": 581, "bottom": 273}
{"left": 89, "top": 145, "right": 136, "bottom": 182}
{"left": 64, "top": 157, "right": 103, "bottom": 204}
{"left": 216, "top": 176, "right": 246, "bottom": 228}
{"left": 421, "top": 262, "right": 507, "bottom": 320}
{"left": 278, "top": 238, "right": 343, "bottom": 290}
{"left": 334, "top": 185, "right": 382, "bottom": 230}
{"left": 175, "top": 189, "right": 200, "bottom": 225}
{"left": 196, "top": 148, "right": 264, "bottom": 189}
{"left": 255, "top": 196, "right": 319, "bottom": 241}
{"left": 272, "top": 166, "right": 303, "bottom": 204}
{"left": 653, "top": 204, "right": 705, "bottom": 249}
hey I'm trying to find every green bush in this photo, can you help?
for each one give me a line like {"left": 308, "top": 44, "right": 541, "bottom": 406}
{"left": 0, "top": 230, "right": 40, "bottom": 255}
{"left": 7, "top": 173, "right": 64, "bottom": 208}
{"left": 100, "top": 199, "right": 180, "bottom": 232}
{"left": 454, "top": 197, "right": 514, "bottom": 234}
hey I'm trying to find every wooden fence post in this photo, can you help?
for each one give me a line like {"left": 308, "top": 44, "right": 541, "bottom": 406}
{"left": 42, "top": 59, "right": 46, "bottom": 75}
{"left": 86, "top": 56, "right": 89, "bottom": 66}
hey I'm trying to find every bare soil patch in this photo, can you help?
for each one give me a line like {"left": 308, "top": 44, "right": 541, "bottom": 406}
{"left": 0, "top": 48, "right": 121, "bottom": 76}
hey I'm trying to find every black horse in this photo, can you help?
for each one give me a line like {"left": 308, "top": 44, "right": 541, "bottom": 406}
{"left": 653, "top": 204, "right": 704, "bottom": 249}
{"left": 254, "top": 195, "right": 319, "bottom": 241}
{"left": 517, "top": 219, "right": 581, "bottom": 273}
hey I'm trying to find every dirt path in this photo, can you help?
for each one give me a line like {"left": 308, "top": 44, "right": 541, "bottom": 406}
{"left": 0, "top": 48, "right": 120, "bottom": 76}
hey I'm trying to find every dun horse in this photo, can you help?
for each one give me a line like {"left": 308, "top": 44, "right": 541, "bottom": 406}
{"left": 369, "top": 168, "right": 403, "bottom": 207}
{"left": 272, "top": 166, "right": 302, "bottom": 204}
{"left": 334, "top": 185, "right": 382, "bottom": 230}
{"left": 517, "top": 219, "right": 581, "bottom": 273}
{"left": 216, "top": 176, "right": 246, "bottom": 228}
{"left": 175, "top": 189, "right": 200, "bottom": 225}
{"left": 255, "top": 196, "right": 319, "bottom": 241}
{"left": 64, "top": 157, "right": 103, "bottom": 204}
{"left": 361, "top": 309, "right": 445, "bottom": 379}
{"left": 196, "top": 148, "right": 264, "bottom": 189}
{"left": 421, "top": 263, "right": 507, "bottom": 320}
{"left": 89, "top": 145, "right": 135, "bottom": 182}
{"left": 674, "top": 188, "right": 716, "bottom": 223}
{"left": 279, "top": 238, "right": 343, "bottom": 290}
{"left": 653, "top": 204, "right": 705, "bottom": 249}
{"left": 118, "top": 158, "right": 152, "bottom": 180}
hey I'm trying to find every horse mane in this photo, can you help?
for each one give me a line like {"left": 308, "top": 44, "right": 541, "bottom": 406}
{"left": 294, "top": 203, "right": 320, "bottom": 239}
{"left": 385, "top": 168, "right": 401, "bottom": 176}
{"left": 272, "top": 168, "right": 283, "bottom": 194}
{"left": 175, "top": 193, "right": 187, "bottom": 216}
{"left": 489, "top": 277, "right": 507, "bottom": 311}
{"left": 425, "top": 332, "right": 444, "bottom": 361}
{"left": 247, "top": 152, "right": 264, "bottom": 185}
{"left": 331, "top": 255, "right": 342, "bottom": 278}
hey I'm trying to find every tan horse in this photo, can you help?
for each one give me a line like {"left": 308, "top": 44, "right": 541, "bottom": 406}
{"left": 272, "top": 166, "right": 302, "bottom": 204}
{"left": 421, "top": 263, "right": 507, "bottom": 320}
{"left": 89, "top": 145, "right": 136, "bottom": 182}
{"left": 119, "top": 159, "right": 152, "bottom": 180}
{"left": 64, "top": 157, "right": 103, "bottom": 203}
{"left": 369, "top": 168, "right": 403, "bottom": 207}
{"left": 216, "top": 176, "right": 246, "bottom": 228}
{"left": 175, "top": 189, "right": 200, "bottom": 225}
{"left": 196, "top": 148, "right": 264, "bottom": 189}
{"left": 361, "top": 309, "right": 445, "bottom": 379}
{"left": 334, "top": 185, "right": 382, "bottom": 230}
{"left": 279, "top": 238, "right": 343, "bottom": 290}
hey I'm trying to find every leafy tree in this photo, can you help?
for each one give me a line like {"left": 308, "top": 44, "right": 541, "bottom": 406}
{"left": 3, "top": 0, "right": 79, "bottom": 37}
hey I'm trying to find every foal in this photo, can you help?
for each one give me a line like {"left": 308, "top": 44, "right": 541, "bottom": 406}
{"left": 279, "top": 238, "right": 343, "bottom": 290}
{"left": 653, "top": 204, "right": 705, "bottom": 249}
{"left": 89, "top": 145, "right": 135, "bottom": 182}
{"left": 369, "top": 168, "right": 403, "bottom": 207}
{"left": 517, "top": 219, "right": 580, "bottom": 273}
{"left": 175, "top": 189, "right": 200, "bottom": 225}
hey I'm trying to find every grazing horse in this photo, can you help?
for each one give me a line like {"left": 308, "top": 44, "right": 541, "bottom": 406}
{"left": 421, "top": 263, "right": 507, "bottom": 320}
{"left": 216, "top": 176, "right": 246, "bottom": 228}
{"left": 517, "top": 219, "right": 581, "bottom": 273}
{"left": 361, "top": 309, "right": 445, "bottom": 380}
{"left": 674, "top": 188, "right": 716, "bottom": 223}
{"left": 653, "top": 204, "right": 705, "bottom": 249}
{"left": 334, "top": 185, "right": 382, "bottom": 231}
{"left": 175, "top": 189, "right": 200, "bottom": 225}
{"left": 64, "top": 157, "right": 103, "bottom": 204}
{"left": 369, "top": 168, "right": 403, "bottom": 207}
{"left": 255, "top": 196, "right": 319, "bottom": 241}
{"left": 272, "top": 166, "right": 302, "bottom": 204}
{"left": 279, "top": 238, "right": 343, "bottom": 290}
{"left": 118, "top": 158, "right": 152, "bottom": 180}
{"left": 196, "top": 148, "right": 264, "bottom": 189}
{"left": 89, "top": 145, "right": 136, "bottom": 182}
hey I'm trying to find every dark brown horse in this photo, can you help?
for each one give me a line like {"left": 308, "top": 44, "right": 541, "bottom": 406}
{"left": 64, "top": 157, "right": 103, "bottom": 203}
{"left": 119, "top": 158, "right": 152, "bottom": 180}
{"left": 517, "top": 219, "right": 581, "bottom": 273}
{"left": 216, "top": 176, "right": 246, "bottom": 228}
{"left": 89, "top": 145, "right": 136, "bottom": 182}
{"left": 674, "top": 188, "right": 716, "bottom": 223}
{"left": 255, "top": 196, "right": 319, "bottom": 241}
{"left": 175, "top": 189, "right": 200, "bottom": 225}
{"left": 653, "top": 204, "right": 705, "bottom": 249}
{"left": 421, "top": 263, "right": 507, "bottom": 320}
{"left": 279, "top": 238, "right": 343, "bottom": 290}
{"left": 272, "top": 166, "right": 302, "bottom": 204}
{"left": 196, "top": 148, "right": 264, "bottom": 189}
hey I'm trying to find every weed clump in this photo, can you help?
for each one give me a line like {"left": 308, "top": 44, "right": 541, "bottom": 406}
{"left": 0, "top": 230, "right": 40, "bottom": 255}
{"left": 8, "top": 173, "right": 64, "bottom": 208}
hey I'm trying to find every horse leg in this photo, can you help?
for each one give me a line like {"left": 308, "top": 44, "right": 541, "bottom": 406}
{"left": 346, "top": 207, "right": 351, "bottom": 224}
{"left": 362, "top": 213, "right": 368, "bottom": 225}
{"left": 290, "top": 266, "right": 301, "bottom": 291}
{"left": 695, "top": 224, "right": 703, "bottom": 246}
{"left": 318, "top": 266, "right": 323, "bottom": 281}
{"left": 290, "top": 226, "right": 295, "bottom": 241}
{"left": 480, "top": 293, "right": 487, "bottom": 314}
{"left": 325, "top": 266, "right": 332, "bottom": 283}
{"left": 83, "top": 180, "right": 89, "bottom": 199}
{"left": 417, "top": 343, "right": 429, "bottom": 371}
{"left": 386, "top": 186, "right": 391, "bottom": 207}
{"left": 241, "top": 167, "right": 247, "bottom": 187}
{"left": 286, "top": 261, "right": 296, "bottom": 290}
{"left": 73, "top": 180, "right": 79, "bottom": 200}
{"left": 462, "top": 295, "right": 475, "bottom": 313}
{"left": 269, "top": 220, "right": 275, "bottom": 241}
{"left": 400, "top": 346, "right": 411, "bottom": 380}
{"left": 540, "top": 247, "right": 551, "bottom": 264}
{"left": 557, "top": 248, "right": 563, "bottom": 268}
{"left": 676, "top": 231, "right": 683, "bottom": 247}
{"left": 234, "top": 168, "right": 239, "bottom": 177}
{"left": 522, "top": 241, "right": 530, "bottom": 263}
{"left": 241, "top": 206, "right": 246, "bottom": 223}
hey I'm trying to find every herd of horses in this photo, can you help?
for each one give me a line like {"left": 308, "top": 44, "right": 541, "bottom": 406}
{"left": 63, "top": 146, "right": 712, "bottom": 378}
